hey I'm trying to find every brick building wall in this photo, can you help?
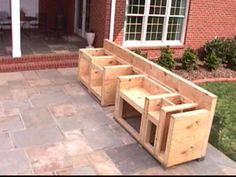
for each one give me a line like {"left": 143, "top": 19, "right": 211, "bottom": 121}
{"left": 89, "top": 0, "right": 111, "bottom": 47}
{"left": 111, "top": 0, "right": 236, "bottom": 59}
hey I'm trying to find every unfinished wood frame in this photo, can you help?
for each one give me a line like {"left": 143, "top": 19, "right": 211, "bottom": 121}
{"left": 104, "top": 39, "right": 217, "bottom": 163}
{"left": 78, "top": 48, "right": 114, "bottom": 87}
{"left": 114, "top": 75, "right": 174, "bottom": 142}
{"left": 78, "top": 40, "right": 217, "bottom": 168}
{"left": 78, "top": 48, "right": 137, "bottom": 106}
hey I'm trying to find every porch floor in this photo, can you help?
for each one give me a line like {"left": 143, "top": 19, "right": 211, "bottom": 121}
{"left": 0, "top": 68, "right": 235, "bottom": 175}
{"left": 0, "top": 30, "right": 87, "bottom": 57}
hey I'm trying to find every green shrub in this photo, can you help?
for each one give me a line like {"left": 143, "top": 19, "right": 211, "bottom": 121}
{"left": 224, "top": 38, "right": 236, "bottom": 70}
{"left": 133, "top": 48, "right": 148, "bottom": 58}
{"left": 204, "top": 37, "right": 226, "bottom": 60}
{"left": 204, "top": 51, "right": 221, "bottom": 71}
{"left": 156, "top": 47, "right": 175, "bottom": 71}
{"left": 181, "top": 48, "right": 198, "bottom": 72}
{"left": 203, "top": 36, "right": 236, "bottom": 70}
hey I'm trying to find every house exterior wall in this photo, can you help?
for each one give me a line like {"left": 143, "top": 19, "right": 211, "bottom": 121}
{"left": 111, "top": 0, "right": 236, "bottom": 59}
{"left": 89, "top": 0, "right": 111, "bottom": 47}
{"left": 39, "top": 0, "right": 75, "bottom": 34}
{"left": 37, "top": 0, "right": 236, "bottom": 59}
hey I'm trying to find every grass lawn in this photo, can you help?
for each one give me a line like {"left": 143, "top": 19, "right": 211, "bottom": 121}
{"left": 200, "top": 82, "right": 236, "bottom": 162}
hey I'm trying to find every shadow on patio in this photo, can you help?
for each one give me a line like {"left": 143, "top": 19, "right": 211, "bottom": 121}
{"left": 0, "top": 29, "right": 87, "bottom": 57}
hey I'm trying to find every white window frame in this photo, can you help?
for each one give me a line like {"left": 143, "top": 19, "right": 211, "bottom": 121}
{"left": 123, "top": 0, "right": 190, "bottom": 47}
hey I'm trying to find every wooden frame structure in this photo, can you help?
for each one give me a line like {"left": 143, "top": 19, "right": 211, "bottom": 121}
{"left": 77, "top": 40, "right": 217, "bottom": 168}
{"left": 78, "top": 48, "right": 136, "bottom": 106}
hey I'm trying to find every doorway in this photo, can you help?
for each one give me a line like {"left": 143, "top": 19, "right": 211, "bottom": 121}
{"left": 74, "top": 0, "right": 90, "bottom": 38}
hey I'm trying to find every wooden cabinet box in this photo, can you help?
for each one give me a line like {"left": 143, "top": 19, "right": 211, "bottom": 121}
{"left": 78, "top": 48, "right": 114, "bottom": 87}
{"left": 114, "top": 75, "right": 173, "bottom": 142}
{"left": 78, "top": 48, "right": 137, "bottom": 106}
{"left": 78, "top": 40, "right": 218, "bottom": 168}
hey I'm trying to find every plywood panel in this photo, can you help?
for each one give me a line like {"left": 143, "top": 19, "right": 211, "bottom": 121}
{"left": 164, "top": 109, "right": 210, "bottom": 167}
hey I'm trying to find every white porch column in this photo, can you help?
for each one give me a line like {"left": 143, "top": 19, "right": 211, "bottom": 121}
{"left": 109, "top": 0, "right": 116, "bottom": 41}
{"left": 11, "top": 0, "right": 22, "bottom": 58}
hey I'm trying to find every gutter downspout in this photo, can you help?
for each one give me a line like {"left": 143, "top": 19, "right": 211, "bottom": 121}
{"left": 109, "top": 0, "right": 116, "bottom": 41}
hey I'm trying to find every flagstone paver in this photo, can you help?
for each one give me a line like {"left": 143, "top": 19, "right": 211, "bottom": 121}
{"left": 0, "top": 132, "right": 13, "bottom": 151}
{"left": 13, "top": 125, "right": 64, "bottom": 148}
{"left": 0, "top": 115, "right": 25, "bottom": 133}
{"left": 21, "top": 108, "right": 55, "bottom": 128}
{"left": 0, "top": 68, "right": 235, "bottom": 175}
{"left": 0, "top": 149, "right": 31, "bottom": 175}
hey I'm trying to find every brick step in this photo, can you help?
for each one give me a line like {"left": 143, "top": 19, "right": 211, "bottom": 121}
{"left": 0, "top": 53, "right": 79, "bottom": 64}
{"left": 0, "top": 58, "right": 78, "bottom": 72}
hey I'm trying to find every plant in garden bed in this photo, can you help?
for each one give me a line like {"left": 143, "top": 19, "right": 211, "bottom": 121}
{"left": 204, "top": 51, "right": 222, "bottom": 71}
{"left": 203, "top": 37, "right": 226, "bottom": 61}
{"left": 181, "top": 48, "right": 198, "bottom": 72}
{"left": 203, "top": 36, "right": 236, "bottom": 71}
{"left": 133, "top": 48, "right": 148, "bottom": 58}
{"left": 203, "top": 38, "right": 224, "bottom": 70}
{"left": 224, "top": 37, "right": 236, "bottom": 70}
{"left": 155, "top": 47, "right": 175, "bottom": 71}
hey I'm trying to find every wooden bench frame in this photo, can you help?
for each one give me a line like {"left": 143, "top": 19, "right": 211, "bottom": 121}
{"left": 78, "top": 40, "right": 217, "bottom": 168}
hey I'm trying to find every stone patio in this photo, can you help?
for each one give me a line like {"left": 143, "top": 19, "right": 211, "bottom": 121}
{"left": 0, "top": 68, "right": 235, "bottom": 175}
{"left": 0, "top": 30, "right": 87, "bottom": 57}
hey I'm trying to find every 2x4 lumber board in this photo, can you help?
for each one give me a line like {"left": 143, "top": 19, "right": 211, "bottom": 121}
{"left": 91, "top": 63, "right": 103, "bottom": 73}
{"left": 143, "top": 76, "right": 173, "bottom": 95}
{"left": 90, "top": 65, "right": 102, "bottom": 86}
{"left": 147, "top": 111, "right": 160, "bottom": 125}
{"left": 90, "top": 86, "right": 102, "bottom": 100}
{"left": 78, "top": 60, "right": 90, "bottom": 87}
{"left": 161, "top": 103, "right": 199, "bottom": 112}
{"left": 101, "top": 65, "right": 134, "bottom": 106}
{"left": 118, "top": 75, "right": 145, "bottom": 90}
{"left": 92, "top": 56, "right": 118, "bottom": 67}
{"left": 164, "top": 109, "right": 210, "bottom": 167}
{"left": 103, "top": 65, "right": 133, "bottom": 80}
{"left": 145, "top": 93, "right": 179, "bottom": 111}
{"left": 81, "top": 48, "right": 113, "bottom": 58}
{"left": 79, "top": 50, "right": 95, "bottom": 61}
{"left": 104, "top": 40, "right": 133, "bottom": 64}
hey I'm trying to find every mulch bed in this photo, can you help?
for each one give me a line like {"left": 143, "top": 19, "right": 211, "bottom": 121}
{"left": 173, "top": 61, "right": 236, "bottom": 81}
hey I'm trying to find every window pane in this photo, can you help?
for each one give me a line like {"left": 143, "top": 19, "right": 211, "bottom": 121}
{"left": 128, "top": 0, "right": 145, "bottom": 14}
{"left": 149, "top": 0, "right": 167, "bottom": 15}
{"left": 167, "top": 17, "right": 184, "bottom": 40}
{"left": 125, "top": 16, "right": 143, "bottom": 41}
{"left": 170, "top": 0, "right": 187, "bottom": 16}
{"left": 146, "top": 17, "right": 164, "bottom": 40}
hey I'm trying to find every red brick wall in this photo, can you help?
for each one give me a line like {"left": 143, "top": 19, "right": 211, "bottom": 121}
{"left": 112, "top": 0, "right": 236, "bottom": 59}
{"left": 63, "top": 0, "right": 75, "bottom": 34}
{"left": 185, "top": 0, "right": 236, "bottom": 49}
{"left": 113, "top": 0, "right": 126, "bottom": 45}
{"left": 89, "top": 0, "right": 111, "bottom": 47}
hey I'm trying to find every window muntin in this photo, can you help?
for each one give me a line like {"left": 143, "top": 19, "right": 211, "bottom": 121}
{"left": 124, "top": 0, "right": 188, "bottom": 45}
